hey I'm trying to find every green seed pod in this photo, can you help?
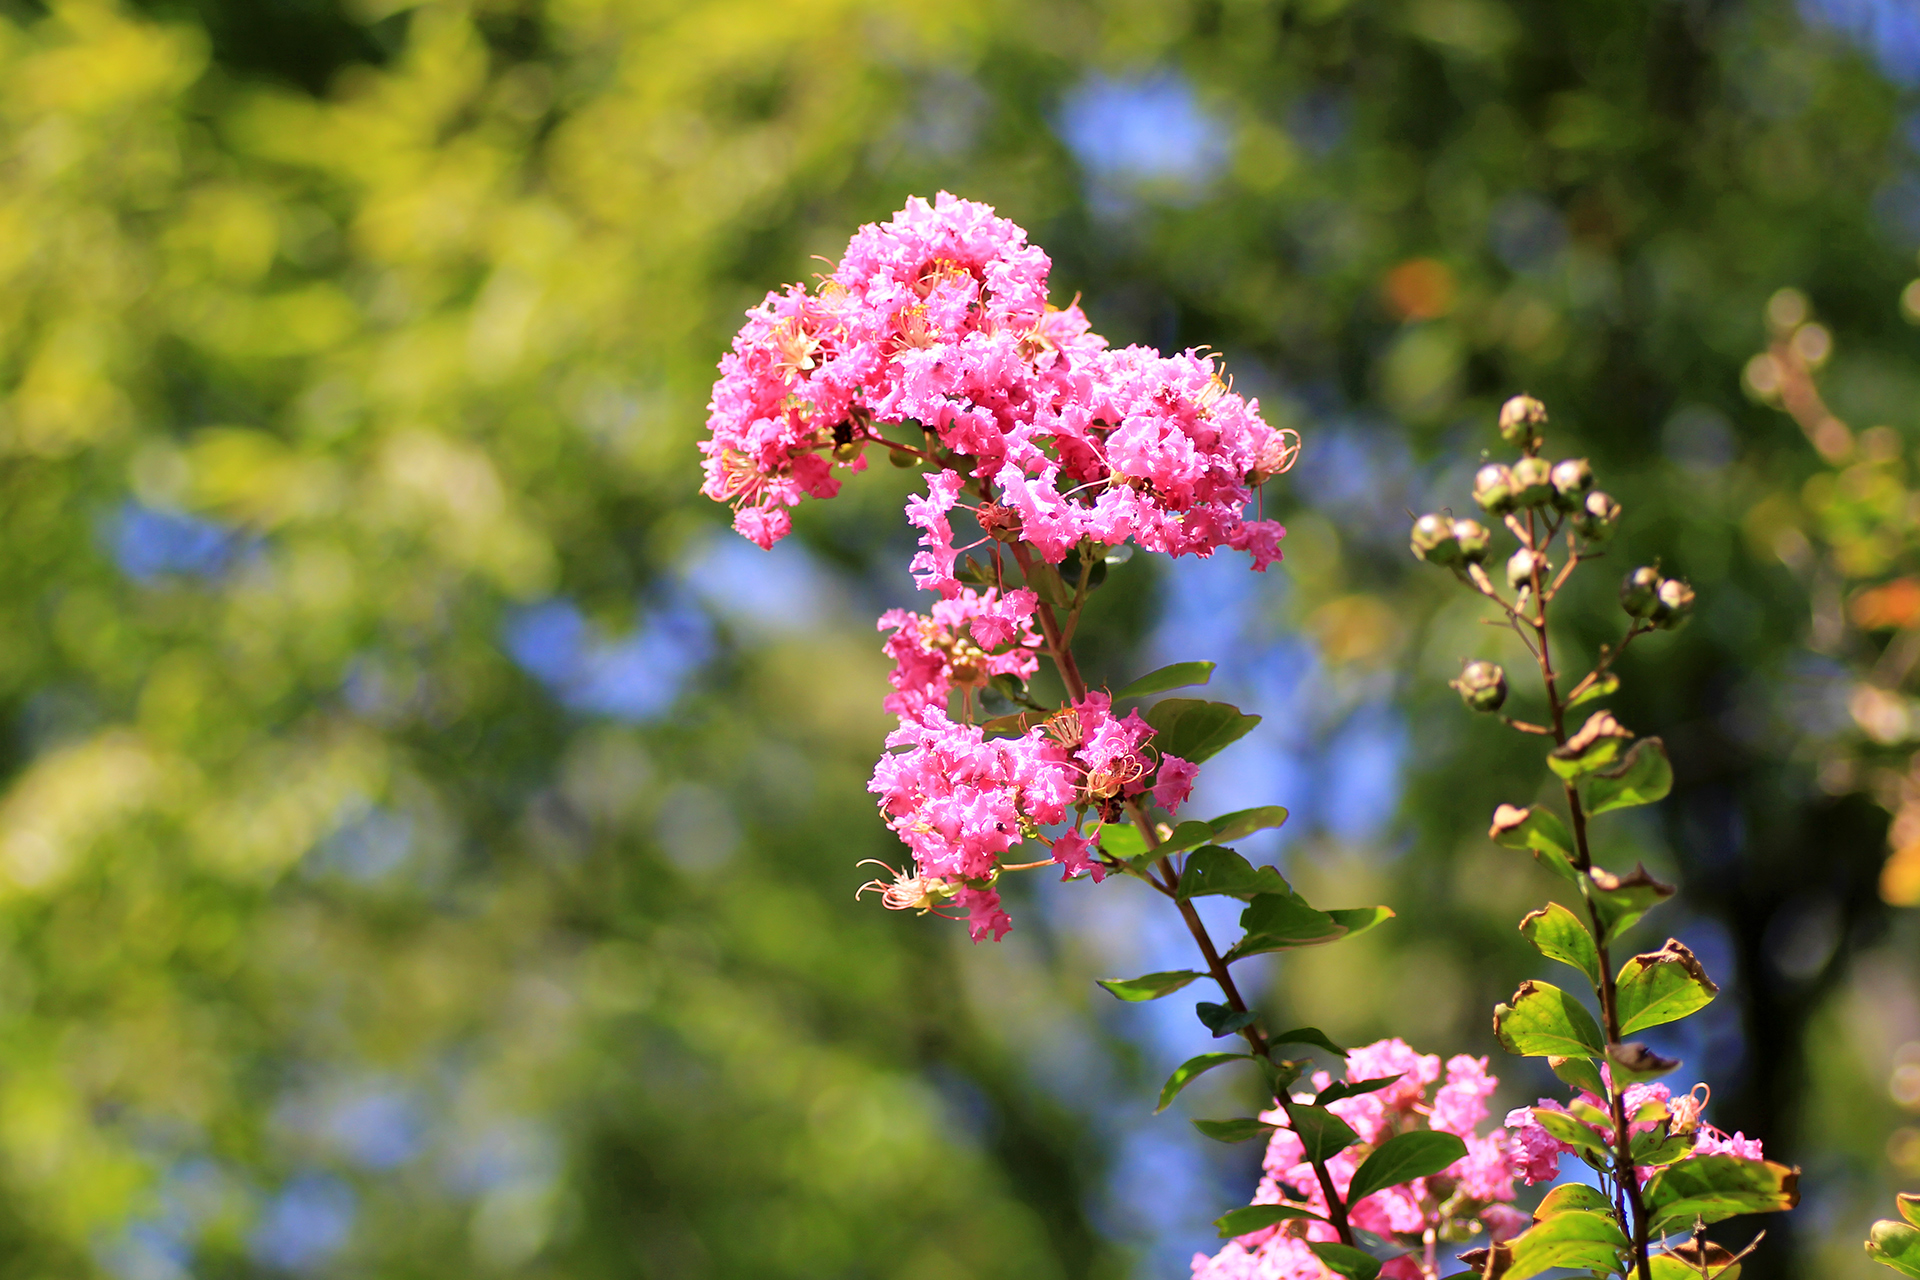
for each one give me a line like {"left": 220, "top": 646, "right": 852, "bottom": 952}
{"left": 832, "top": 439, "right": 865, "bottom": 463}
{"left": 1621, "top": 566, "right": 1661, "bottom": 619}
{"left": 888, "top": 446, "right": 919, "bottom": 468}
{"left": 1473, "top": 463, "right": 1518, "bottom": 515}
{"left": 1507, "top": 547, "right": 1545, "bottom": 590}
{"left": 1652, "top": 578, "right": 1696, "bottom": 630}
{"left": 1511, "top": 455, "right": 1555, "bottom": 507}
{"left": 1452, "top": 519, "right": 1491, "bottom": 564}
{"left": 1550, "top": 458, "right": 1594, "bottom": 510}
{"left": 1498, "top": 394, "right": 1548, "bottom": 448}
{"left": 1451, "top": 660, "right": 1508, "bottom": 712}
{"left": 1573, "top": 490, "right": 1620, "bottom": 541}
{"left": 1410, "top": 512, "right": 1462, "bottom": 565}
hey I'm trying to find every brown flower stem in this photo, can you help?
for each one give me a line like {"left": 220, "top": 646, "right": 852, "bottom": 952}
{"left": 1015, "top": 536, "right": 1357, "bottom": 1247}
{"left": 1529, "top": 528, "right": 1654, "bottom": 1280}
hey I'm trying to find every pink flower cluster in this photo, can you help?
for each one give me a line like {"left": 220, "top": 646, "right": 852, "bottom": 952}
{"left": 867, "top": 691, "right": 1194, "bottom": 941}
{"left": 701, "top": 192, "right": 1294, "bottom": 566}
{"left": 1504, "top": 1079, "right": 1764, "bottom": 1186}
{"left": 878, "top": 587, "right": 1041, "bottom": 717}
{"left": 1194, "top": 1040, "right": 1527, "bottom": 1280}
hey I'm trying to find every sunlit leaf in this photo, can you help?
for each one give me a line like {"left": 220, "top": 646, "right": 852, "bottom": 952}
{"left": 1157, "top": 1053, "right": 1252, "bottom": 1112}
{"left": 1143, "top": 698, "right": 1262, "bottom": 763}
{"left": 1642, "top": 1155, "right": 1801, "bottom": 1235}
{"left": 1095, "top": 970, "right": 1205, "bottom": 1001}
{"left": 1214, "top": 1204, "right": 1324, "bottom": 1238}
{"left": 1489, "top": 804, "right": 1581, "bottom": 884}
{"left": 1306, "top": 1242, "right": 1381, "bottom": 1280}
{"left": 1587, "top": 863, "right": 1676, "bottom": 941}
{"left": 1586, "top": 737, "right": 1674, "bottom": 815}
{"left": 1207, "top": 805, "right": 1290, "bottom": 842}
{"left": 1519, "top": 901, "right": 1601, "bottom": 990}
{"left": 1192, "top": 1116, "right": 1278, "bottom": 1143}
{"left": 1176, "top": 846, "right": 1291, "bottom": 900}
{"left": 1114, "top": 661, "right": 1216, "bottom": 699}
{"left": 1546, "top": 711, "right": 1633, "bottom": 779}
{"left": 1345, "top": 1130, "right": 1468, "bottom": 1205}
{"left": 1493, "top": 980, "right": 1606, "bottom": 1058}
{"left": 1615, "top": 939, "right": 1718, "bottom": 1034}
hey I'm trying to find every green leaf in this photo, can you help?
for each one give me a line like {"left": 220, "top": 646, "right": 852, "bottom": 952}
{"left": 1868, "top": 1219, "right": 1920, "bottom": 1277}
{"left": 1489, "top": 804, "right": 1581, "bottom": 884}
{"left": 1208, "top": 805, "right": 1290, "bottom": 842}
{"left": 1531, "top": 1183, "right": 1612, "bottom": 1220}
{"left": 1528, "top": 1107, "right": 1611, "bottom": 1160}
{"left": 1306, "top": 1242, "right": 1381, "bottom": 1280}
{"left": 1176, "top": 846, "right": 1291, "bottom": 901}
{"left": 1096, "top": 970, "right": 1204, "bottom": 1002}
{"left": 1630, "top": 1127, "right": 1695, "bottom": 1169}
{"left": 1224, "top": 893, "right": 1347, "bottom": 961}
{"left": 1157, "top": 1053, "right": 1251, "bottom": 1113}
{"left": 1587, "top": 863, "right": 1676, "bottom": 941}
{"left": 1214, "top": 1204, "right": 1324, "bottom": 1238}
{"left": 1493, "top": 980, "right": 1606, "bottom": 1058}
{"left": 1143, "top": 821, "right": 1218, "bottom": 862}
{"left": 1268, "top": 1026, "right": 1347, "bottom": 1057}
{"left": 1346, "top": 1130, "right": 1468, "bottom": 1205}
{"left": 1586, "top": 737, "right": 1674, "bottom": 815}
{"left": 1095, "top": 822, "right": 1147, "bottom": 859}
{"left": 1901, "top": 1193, "right": 1920, "bottom": 1229}
{"left": 1143, "top": 698, "right": 1263, "bottom": 764}
{"left": 1115, "top": 661, "right": 1216, "bottom": 699}
{"left": 1642, "top": 1155, "right": 1801, "bottom": 1235}
{"left": 1519, "top": 902, "right": 1602, "bottom": 990}
{"left": 1196, "top": 1001, "right": 1258, "bottom": 1038}
{"left": 1315, "top": 1073, "right": 1400, "bottom": 1106}
{"left": 1547, "top": 711, "right": 1634, "bottom": 779}
{"left": 1287, "top": 1103, "right": 1360, "bottom": 1162}
{"left": 1501, "top": 1210, "right": 1630, "bottom": 1280}
{"left": 1549, "top": 1054, "right": 1607, "bottom": 1097}
{"left": 1192, "top": 1116, "right": 1278, "bottom": 1143}
{"left": 1567, "top": 672, "right": 1620, "bottom": 709}
{"left": 1326, "top": 905, "right": 1396, "bottom": 938}
{"left": 1615, "top": 939, "right": 1718, "bottom": 1035}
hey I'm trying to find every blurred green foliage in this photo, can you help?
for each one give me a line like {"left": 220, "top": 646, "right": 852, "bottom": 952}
{"left": 0, "top": 0, "right": 1914, "bottom": 1278}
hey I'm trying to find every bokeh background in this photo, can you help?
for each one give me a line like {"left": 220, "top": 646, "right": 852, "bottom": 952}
{"left": 0, "top": 0, "right": 1917, "bottom": 1276}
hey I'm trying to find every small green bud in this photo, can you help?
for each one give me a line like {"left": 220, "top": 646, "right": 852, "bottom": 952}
{"left": 1451, "top": 660, "right": 1508, "bottom": 712}
{"left": 1550, "top": 458, "right": 1594, "bottom": 510}
{"left": 1452, "top": 519, "right": 1491, "bottom": 564}
{"left": 889, "top": 446, "right": 919, "bottom": 468}
{"left": 1511, "top": 455, "right": 1555, "bottom": 507}
{"left": 1507, "top": 547, "right": 1545, "bottom": 590}
{"left": 1498, "top": 394, "right": 1548, "bottom": 448}
{"left": 1473, "top": 463, "right": 1518, "bottom": 515}
{"left": 1621, "top": 566, "right": 1661, "bottom": 618}
{"left": 832, "top": 439, "right": 865, "bottom": 463}
{"left": 1410, "top": 512, "right": 1462, "bottom": 565}
{"left": 1573, "top": 490, "right": 1620, "bottom": 541}
{"left": 1651, "top": 577, "right": 1695, "bottom": 629}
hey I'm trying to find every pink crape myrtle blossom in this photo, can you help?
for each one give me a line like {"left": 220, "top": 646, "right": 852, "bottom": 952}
{"left": 702, "top": 193, "right": 1295, "bottom": 568}
{"left": 878, "top": 587, "right": 1041, "bottom": 717}
{"left": 1195, "top": 1041, "right": 1523, "bottom": 1280}
{"left": 867, "top": 691, "right": 1188, "bottom": 939}
{"left": 1503, "top": 1077, "right": 1766, "bottom": 1186}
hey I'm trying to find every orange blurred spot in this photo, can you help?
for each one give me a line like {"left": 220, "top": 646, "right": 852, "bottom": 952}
{"left": 1883, "top": 838, "right": 1920, "bottom": 907}
{"left": 1850, "top": 577, "right": 1920, "bottom": 630}
{"left": 1384, "top": 258, "right": 1456, "bottom": 321}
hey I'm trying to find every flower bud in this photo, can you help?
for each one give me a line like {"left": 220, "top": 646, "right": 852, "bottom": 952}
{"left": 1452, "top": 519, "right": 1491, "bottom": 564}
{"left": 1507, "top": 547, "right": 1545, "bottom": 591}
{"left": 1511, "top": 455, "right": 1555, "bottom": 507}
{"left": 1652, "top": 577, "right": 1695, "bottom": 629}
{"left": 1572, "top": 490, "right": 1620, "bottom": 542}
{"left": 1621, "top": 566, "right": 1661, "bottom": 618}
{"left": 832, "top": 438, "right": 865, "bottom": 463}
{"left": 1410, "top": 512, "right": 1462, "bottom": 565}
{"left": 1473, "top": 463, "right": 1517, "bottom": 515}
{"left": 1550, "top": 458, "right": 1594, "bottom": 510}
{"left": 1451, "top": 660, "right": 1508, "bottom": 712}
{"left": 1498, "top": 394, "right": 1548, "bottom": 448}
